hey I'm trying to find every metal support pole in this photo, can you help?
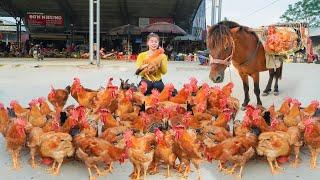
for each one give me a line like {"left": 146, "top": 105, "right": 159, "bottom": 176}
{"left": 96, "top": 0, "right": 100, "bottom": 66}
{"left": 218, "top": 0, "right": 222, "bottom": 22}
{"left": 212, "top": 0, "right": 216, "bottom": 25}
{"left": 89, "top": 0, "right": 94, "bottom": 64}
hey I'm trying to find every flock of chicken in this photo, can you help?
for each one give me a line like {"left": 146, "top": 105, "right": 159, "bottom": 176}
{"left": 0, "top": 77, "right": 319, "bottom": 180}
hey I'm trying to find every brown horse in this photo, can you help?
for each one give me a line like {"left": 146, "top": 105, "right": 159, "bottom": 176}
{"left": 207, "top": 21, "right": 283, "bottom": 109}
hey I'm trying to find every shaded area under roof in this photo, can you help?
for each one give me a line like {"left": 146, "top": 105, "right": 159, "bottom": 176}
{"left": 0, "top": 0, "right": 203, "bottom": 34}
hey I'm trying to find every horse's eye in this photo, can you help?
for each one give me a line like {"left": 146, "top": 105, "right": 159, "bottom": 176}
{"left": 224, "top": 47, "right": 229, "bottom": 51}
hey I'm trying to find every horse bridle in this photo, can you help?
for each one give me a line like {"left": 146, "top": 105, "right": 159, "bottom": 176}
{"left": 209, "top": 38, "right": 235, "bottom": 67}
{"left": 209, "top": 36, "right": 261, "bottom": 67}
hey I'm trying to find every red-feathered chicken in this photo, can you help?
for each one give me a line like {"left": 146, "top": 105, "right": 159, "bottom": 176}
{"left": 159, "top": 83, "right": 175, "bottom": 102}
{"left": 48, "top": 85, "right": 70, "bottom": 111}
{"left": 10, "top": 100, "right": 29, "bottom": 119}
{"left": 28, "top": 99, "right": 46, "bottom": 127}
{"left": 301, "top": 100, "right": 319, "bottom": 118}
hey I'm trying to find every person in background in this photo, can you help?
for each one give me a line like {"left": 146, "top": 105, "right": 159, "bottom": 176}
{"left": 135, "top": 33, "right": 168, "bottom": 95}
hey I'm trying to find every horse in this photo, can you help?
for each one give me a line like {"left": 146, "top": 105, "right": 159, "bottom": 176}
{"left": 206, "top": 21, "right": 283, "bottom": 109}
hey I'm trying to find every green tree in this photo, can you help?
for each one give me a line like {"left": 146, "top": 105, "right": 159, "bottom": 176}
{"left": 280, "top": 0, "right": 320, "bottom": 27}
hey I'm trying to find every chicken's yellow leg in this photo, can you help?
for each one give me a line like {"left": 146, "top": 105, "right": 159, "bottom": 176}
{"left": 46, "top": 161, "right": 56, "bottom": 173}
{"left": 88, "top": 167, "right": 97, "bottom": 180}
{"left": 166, "top": 165, "right": 170, "bottom": 177}
{"left": 11, "top": 152, "right": 17, "bottom": 170}
{"left": 53, "top": 161, "right": 62, "bottom": 175}
{"left": 292, "top": 146, "right": 300, "bottom": 168}
{"left": 268, "top": 160, "right": 278, "bottom": 174}
{"left": 94, "top": 165, "right": 107, "bottom": 176}
{"left": 274, "top": 160, "right": 283, "bottom": 172}
{"left": 313, "top": 152, "right": 318, "bottom": 169}
{"left": 226, "top": 164, "right": 237, "bottom": 174}
{"left": 183, "top": 164, "right": 190, "bottom": 178}
{"left": 238, "top": 166, "right": 244, "bottom": 179}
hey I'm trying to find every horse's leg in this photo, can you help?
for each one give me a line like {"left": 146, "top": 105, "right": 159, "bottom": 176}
{"left": 252, "top": 72, "right": 262, "bottom": 106}
{"left": 262, "top": 69, "right": 275, "bottom": 96}
{"left": 240, "top": 73, "right": 250, "bottom": 110}
{"left": 274, "top": 67, "right": 280, "bottom": 96}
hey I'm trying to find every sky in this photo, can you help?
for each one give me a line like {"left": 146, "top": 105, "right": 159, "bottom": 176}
{"left": 206, "top": 0, "right": 300, "bottom": 28}
{"left": 1, "top": 0, "right": 300, "bottom": 28}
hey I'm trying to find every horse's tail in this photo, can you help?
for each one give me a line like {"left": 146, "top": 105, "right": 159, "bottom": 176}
{"left": 276, "top": 61, "right": 283, "bottom": 80}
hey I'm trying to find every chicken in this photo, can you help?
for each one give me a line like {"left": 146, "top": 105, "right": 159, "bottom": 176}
{"left": 0, "top": 102, "right": 10, "bottom": 135}
{"left": 39, "top": 131, "right": 75, "bottom": 175}
{"left": 159, "top": 83, "right": 175, "bottom": 102}
{"left": 301, "top": 100, "right": 319, "bottom": 118}
{"left": 71, "top": 77, "right": 81, "bottom": 102}
{"left": 100, "top": 126, "right": 129, "bottom": 143}
{"left": 150, "top": 129, "right": 177, "bottom": 177}
{"left": 74, "top": 133, "right": 126, "bottom": 180}
{"left": 212, "top": 109, "right": 232, "bottom": 129}
{"left": 132, "top": 112, "right": 152, "bottom": 133}
{"left": 48, "top": 85, "right": 70, "bottom": 111}
{"left": 3, "top": 118, "right": 29, "bottom": 169}
{"left": 124, "top": 131, "right": 156, "bottom": 180}
{"left": 204, "top": 131, "right": 257, "bottom": 178}
{"left": 170, "top": 83, "right": 193, "bottom": 104}
{"left": 100, "top": 109, "right": 119, "bottom": 129}
{"left": 37, "top": 97, "right": 54, "bottom": 117}
{"left": 10, "top": 100, "right": 29, "bottom": 119}
{"left": 144, "top": 89, "right": 160, "bottom": 108}
{"left": 257, "top": 131, "right": 291, "bottom": 174}
{"left": 74, "top": 84, "right": 98, "bottom": 108}
{"left": 221, "top": 82, "right": 234, "bottom": 97}
{"left": 283, "top": 99, "right": 301, "bottom": 127}
{"left": 302, "top": 118, "right": 320, "bottom": 169}
{"left": 277, "top": 97, "right": 292, "bottom": 117}
{"left": 42, "top": 111, "right": 61, "bottom": 133}
{"left": 116, "top": 89, "right": 134, "bottom": 117}
{"left": 172, "top": 125, "right": 202, "bottom": 179}
{"left": 132, "top": 82, "right": 147, "bottom": 105}
{"left": 270, "top": 105, "right": 303, "bottom": 167}
{"left": 192, "top": 83, "right": 211, "bottom": 113}
{"left": 94, "top": 78, "right": 118, "bottom": 113}
{"left": 28, "top": 99, "right": 46, "bottom": 127}
{"left": 135, "top": 48, "right": 165, "bottom": 77}
{"left": 202, "top": 124, "right": 231, "bottom": 143}
{"left": 189, "top": 77, "right": 199, "bottom": 94}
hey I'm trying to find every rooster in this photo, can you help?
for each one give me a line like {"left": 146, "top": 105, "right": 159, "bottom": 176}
{"left": 48, "top": 85, "right": 70, "bottom": 111}
{"left": 301, "top": 100, "right": 319, "bottom": 119}
{"left": 28, "top": 99, "right": 46, "bottom": 128}
{"left": 159, "top": 83, "right": 175, "bottom": 102}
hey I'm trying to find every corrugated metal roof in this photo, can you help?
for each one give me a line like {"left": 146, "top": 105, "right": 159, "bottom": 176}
{"left": 0, "top": 0, "right": 202, "bottom": 33}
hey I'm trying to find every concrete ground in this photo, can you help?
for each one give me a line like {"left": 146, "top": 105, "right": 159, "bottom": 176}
{"left": 0, "top": 58, "right": 319, "bottom": 180}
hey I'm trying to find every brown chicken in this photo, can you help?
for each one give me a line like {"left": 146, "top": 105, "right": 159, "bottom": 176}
{"left": 136, "top": 48, "right": 165, "bottom": 77}
{"left": 10, "top": 100, "right": 29, "bottom": 119}
{"left": 278, "top": 97, "right": 292, "bottom": 117}
{"left": 301, "top": 100, "right": 319, "bottom": 118}
{"left": 39, "top": 131, "right": 75, "bottom": 175}
{"left": 100, "top": 126, "right": 129, "bottom": 143}
{"left": 3, "top": 118, "right": 30, "bottom": 169}
{"left": 124, "top": 131, "right": 156, "bottom": 180}
{"left": 170, "top": 83, "right": 193, "bottom": 104}
{"left": 172, "top": 126, "right": 202, "bottom": 179}
{"left": 303, "top": 118, "right": 320, "bottom": 169}
{"left": 116, "top": 89, "right": 134, "bottom": 117}
{"left": 38, "top": 97, "right": 54, "bottom": 117}
{"left": 144, "top": 89, "right": 160, "bottom": 108}
{"left": 74, "top": 133, "right": 126, "bottom": 180}
{"left": 159, "top": 83, "right": 175, "bottom": 102}
{"left": 100, "top": 109, "right": 120, "bottom": 129}
{"left": 283, "top": 99, "right": 301, "bottom": 127}
{"left": 28, "top": 99, "right": 46, "bottom": 127}
{"left": 192, "top": 83, "right": 211, "bottom": 113}
{"left": 212, "top": 109, "right": 232, "bottom": 129}
{"left": 75, "top": 85, "right": 98, "bottom": 108}
{"left": 132, "top": 82, "right": 147, "bottom": 105}
{"left": 94, "top": 78, "right": 118, "bottom": 113}
{"left": 151, "top": 129, "right": 177, "bottom": 177}
{"left": 257, "top": 131, "right": 291, "bottom": 174}
{"left": 48, "top": 85, "right": 70, "bottom": 111}
{"left": 0, "top": 102, "right": 10, "bottom": 135}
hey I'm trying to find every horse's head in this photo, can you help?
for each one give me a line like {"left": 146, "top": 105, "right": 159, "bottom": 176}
{"left": 207, "top": 23, "right": 239, "bottom": 83}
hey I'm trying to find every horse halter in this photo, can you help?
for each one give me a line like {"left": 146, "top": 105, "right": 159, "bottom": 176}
{"left": 209, "top": 38, "right": 235, "bottom": 67}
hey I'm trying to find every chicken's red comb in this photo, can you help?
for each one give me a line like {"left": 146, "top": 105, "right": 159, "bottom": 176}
{"left": 189, "top": 77, "right": 198, "bottom": 85}
{"left": 155, "top": 128, "right": 163, "bottom": 138}
{"left": 202, "top": 83, "right": 210, "bottom": 90}
{"left": 15, "top": 118, "right": 27, "bottom": 126}
{"left": 124, "top": 130, "right": 133, "bottom": 140}
{"left": 151, "top": 89, "right": 160, "bottom": 96}
{"left": 29, "top": 99, "right": 38, "bottom": 106}
{"left": 10, "top": 100, "right": 18, "bottom": 107}
{"left": 245, "top": 105, "right": 255, "bottom": 114}
{"left": 0, "top": 102, "right": 4, "bottom": 109}
{"left": 304, "top": 118, "right": 313, "bottom": 126}
{"left": 38, "top": 97, "right": 46, "bottom": 104}
{"left": 224, "top": 82, "right": 234, "bottom": 89}
{"left": 284, "top": 97, "right": 292, "bottom": 103}
{"left": 310, "top": 100, "right": 319, "bottom": 107}
{"left": 73, "top": 77, "right": 80, "bottom": 83}
{"left": 252, "top": 109, "right": 260, "bottom": 120}
{"left": 139, "top": 81, "right": 148, "bottom": 94}
{"left": 291, "top": 99, "right": 301, "bottom": 106}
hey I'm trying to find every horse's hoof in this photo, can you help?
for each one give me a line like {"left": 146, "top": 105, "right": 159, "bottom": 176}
{"left": 262, "top": 92, "right": 269, "bottom": 96}
{"left": 241, "top": 106, "right": 246, "bottom": 111}
{"left": 274, "top": 91, "right": 279, "bottom": 96}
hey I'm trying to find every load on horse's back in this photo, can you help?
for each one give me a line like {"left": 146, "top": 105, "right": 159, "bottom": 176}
{"left": 206, "top": 21, "right": 285, "bottom": 109}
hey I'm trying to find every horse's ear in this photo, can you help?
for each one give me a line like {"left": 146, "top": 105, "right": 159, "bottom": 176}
{"left": 230, "top": 27, "right": 240, "bottom": 33}
{"left": 206, "top": 25, "right": 212, "bottom": 32}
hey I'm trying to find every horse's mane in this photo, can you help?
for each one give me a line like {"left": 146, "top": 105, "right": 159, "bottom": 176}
{"left": 207, "top": 21, "right": 259, "bottom": 50}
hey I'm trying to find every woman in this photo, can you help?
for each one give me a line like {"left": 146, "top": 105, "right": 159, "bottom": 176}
{"left": 136, "top": 33, "right": 168, "bottom": 95}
